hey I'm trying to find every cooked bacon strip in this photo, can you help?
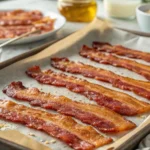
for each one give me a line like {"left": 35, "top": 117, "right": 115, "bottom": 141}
{"left": 26, "top": 66, "right": 150, "bottom": 116}
{"left": 51, "top": 57, "right": 150, "bottom": 99}
{"left": 3, "top": 82, "right": 136, "bottom": 133}
{"left": 0, "top": 9, "right": 54, "bottom": 38}
{"left": 0, "top": 26, "right": 33, "bottom": 38}
{"left": 0, "top": 100, "right": 112, "bottom": 149}
{"left": 0, "top": 9, "right": 43, "bottom": 26}
{"left": 0, "top": 18, "right": 54, "bottom": 38}
{"left": 80, "top": 45, "right": 150, "bottom": 81}
{"left": 93, "top": 42, "right": 150, "bottom": 62}
{"left": 0, "top": 10, "right": 43, "bottom": 18}
{"left": 0, "top": 18, "right": 39, "bottom": 26}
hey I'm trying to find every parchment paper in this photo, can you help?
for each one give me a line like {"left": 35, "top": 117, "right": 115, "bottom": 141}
{"left": 0, "top": 18, "right": 150, "bottom": 150}
{"left": 0, "top": 130, "right": 51, "bottom": 150}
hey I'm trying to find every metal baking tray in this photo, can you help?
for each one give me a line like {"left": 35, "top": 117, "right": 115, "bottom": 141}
{"left": 0, "top": 18, "right": 150, "bottom": 150}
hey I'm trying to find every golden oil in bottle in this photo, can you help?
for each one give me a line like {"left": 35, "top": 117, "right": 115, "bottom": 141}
{"left": 58, "top": 0, "right": 97, "bottom": 22}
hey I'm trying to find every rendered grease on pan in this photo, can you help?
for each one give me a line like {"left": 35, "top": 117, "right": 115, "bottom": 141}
{"left": 0, "top": 122, "right": 16, "bottom": 131}
{"left": 0, "top": 123, "right": 9, "bottom": 129}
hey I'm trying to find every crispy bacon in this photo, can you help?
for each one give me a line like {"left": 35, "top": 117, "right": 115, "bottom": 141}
{"left": 80, "top": 45, "right": 150, "bottom": 81}
{"left": 0, "top": 9, "right": 43, "bottom": 26}
{"left": 0, "top": 26, "right": 33, "bottom": 38}
{"left": 93, "top": 42, "right": 150, "bottom": 62}
{"left": 0, "top": 9, "right": 55, "bottom": 38}
{"left": 0, "top": 18, "right": 39, "bottom": 26}
{"left": 0, "top": 20, "right": 54, "bottom": 38}
{"left": 0, "top": 100, "right": 112, "bottom": 150}
{"left": 3, "top": 82, "right": 136, "bottom": 133}
{"left": 26, "top": 66, "right": 150, "bottom": 116}
{"left": 51, "top": 57, "right": 150, "bottom": 99}
{"left": 0, "top": 19, "right": 54, "bottom": 38}
{"left": 0, "top": 10, "right": 42, "bottom": 17}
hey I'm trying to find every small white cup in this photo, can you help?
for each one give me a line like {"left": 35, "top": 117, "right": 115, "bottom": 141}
{"left": 136, "top": 4, "right": 150, "bottom": 32}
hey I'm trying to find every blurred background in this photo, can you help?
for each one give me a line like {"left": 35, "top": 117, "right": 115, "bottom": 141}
{"left": 0, "top": 0, "right": 150, "bottom": 62}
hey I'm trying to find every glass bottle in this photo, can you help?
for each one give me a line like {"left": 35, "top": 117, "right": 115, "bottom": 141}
{"left": 104, "top": 0, "right": 141, "bottom": 19}
{"left": 58, "top": 0, "right": 97, "bottom": 22}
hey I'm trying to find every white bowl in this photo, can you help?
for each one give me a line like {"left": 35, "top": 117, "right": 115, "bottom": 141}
{"left": 136, "top": 4, "right": 150, "bottom": 32}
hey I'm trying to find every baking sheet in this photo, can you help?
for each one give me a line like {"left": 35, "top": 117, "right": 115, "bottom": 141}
{"left": 0, "top": 18, "right": 150, "bottom": 150}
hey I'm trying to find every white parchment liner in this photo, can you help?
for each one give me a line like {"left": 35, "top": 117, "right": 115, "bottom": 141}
{"left": 0, "top": 19, "right": 150, "bottom": 150}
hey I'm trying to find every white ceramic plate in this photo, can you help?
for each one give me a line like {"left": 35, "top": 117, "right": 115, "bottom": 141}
{"left": 0, "top": 10, "right": 66, "bottom": 44}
